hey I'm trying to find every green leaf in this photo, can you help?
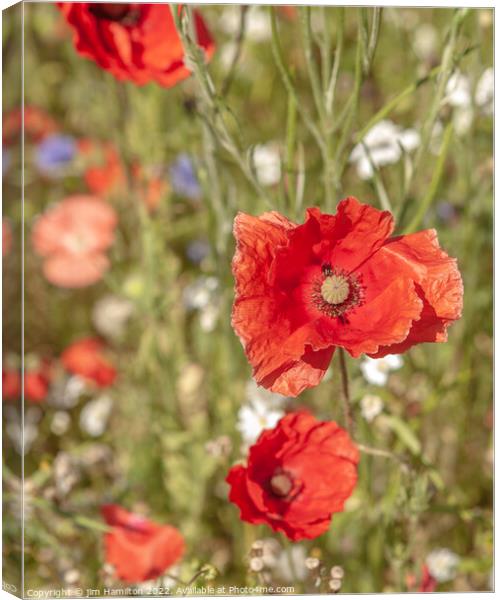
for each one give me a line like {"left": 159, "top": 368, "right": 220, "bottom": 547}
{"left": 382, "top": 415, "right": 422, "bottom": 455}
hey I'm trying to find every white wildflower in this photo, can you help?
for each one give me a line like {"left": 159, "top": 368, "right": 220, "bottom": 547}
{"left": 48, "top": 374, "right": 86, "bottom": 409}
{"left": 274, "top": 545, "right": 308, "bottom": 583}
{"left": 425, "top": 548, "right": 460, "bottom": 583}
{"left": 183, "top": 276, "right": 218, "bottom": 310}
{"left": 5, "top": 406, "right": 41, "bottom": 454}
{"left": 360, "top": 355, "right": 403, "bottom": 386}
{"left": 237, "top": 397, "right": 284, "bottom": 446}
{"left": 79, "top": 395, "right": 113, "bottom": 437}
{"left": 245, "top": 379, "right": 289, "bottom": 409}
{"left": 252, "top": 143, "right": 281, "bottom": 187}
{"left": 350, "top": 120, "right": 420, "bottom": 180}
{"left": 92, "top": 295, "right": 134, "bottom": 340}
{"left": 445, "top": 71, "right": 472, "bottom": 108}
{"left": 360, "top": 394, "right": 384, "bottom": 422}
{"left": 413, "top": 23, "right": 438, "bottom": 61}
{"left": 219, "top": 6, "right": 270, "bottom": 42}
{"left": 53, "top": 452, "right": 80, "bottom": 498}
{"left": 475, "top": 67, "right": 493, "bottom": 116}
{"left": 50, "top": 411, "right": 71, "bottom": 436}
{"left": 200, "top": 303, "right": 220, "bottom": 332}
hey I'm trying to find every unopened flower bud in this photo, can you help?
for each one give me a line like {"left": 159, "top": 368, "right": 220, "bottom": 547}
{"left": 305, "top": 557, "right": 320, "bottom": 570}
{"left": 249, "top": 556, "right": 264, "bottom": 572}
{"left": 330, "top": 565, "right": 345, "bottom": 579}
{"left": 329, "top": 578, "right": 342, "bottom": 592}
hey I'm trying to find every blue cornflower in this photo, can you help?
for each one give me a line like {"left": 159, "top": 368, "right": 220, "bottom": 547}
{"left": 169, "top": 154, "right": 201, "bottom": 199}
{"left": 35, "top": 134, "right": 76, "bottom": 176}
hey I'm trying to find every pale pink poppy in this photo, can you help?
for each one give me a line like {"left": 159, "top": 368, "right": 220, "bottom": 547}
{"left": 32, "top": 195, "right": 117, "bottom": 288}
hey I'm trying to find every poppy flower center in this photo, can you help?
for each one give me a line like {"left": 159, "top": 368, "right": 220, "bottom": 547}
{"left": 320, "top": 275, "right": 350, "bottom": 305}
{"left": 89, "top": 4, "right": 140, "bottom": 24}
{"left": 311, "top": 265, "right": 364, "bottom": 320}
{"left": 270, "top": 472, "right": 293, "bottom": 497}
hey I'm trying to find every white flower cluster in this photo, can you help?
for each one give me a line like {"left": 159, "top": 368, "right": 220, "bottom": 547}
{"left": 443, "top": 69, "right": 493, "bottom": 136}
{"left": 349, "top": 120, "right": 420, "bottom": 180}
{"left": 236, "top": 380, "right": 289, "bottom": 446}
{"left": 425, "top": 548, "right": 460, "bottom": 583}
{"left": 361, "top": 355, "right": 403, "bottom": 386}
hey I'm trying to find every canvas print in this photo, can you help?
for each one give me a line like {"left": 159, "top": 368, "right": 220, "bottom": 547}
{"left": 2, "top": 2, "right": 493, "bottom": 597}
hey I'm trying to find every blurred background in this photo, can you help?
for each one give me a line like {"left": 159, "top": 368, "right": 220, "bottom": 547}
{"left": 2, "top": 3, "right": 493, "bottom": 594}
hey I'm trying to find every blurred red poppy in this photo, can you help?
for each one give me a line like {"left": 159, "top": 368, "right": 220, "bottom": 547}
{"left": 24, "top": 360, "right": 53, "bottom": 403}
{"left": 418, "top": 565, "right": 437, "bottom": 593}
{"left": 3, "top": 106, "right": 58, "bottom": 146}
{"left": 132, "top": 163, "right": 168, "bottom": 212}
{"left": 78, "top": 139, "right": 126, "bottom": 197}
{"left": 232, "top": 197, "right": 463, "bottom": 396}
{"left": 58, "top": 3, "right": 215, "bottom": 88}
{"left": 226, "top": 411, "right": 359, "bottom": 541}
{"left": 32, "top": 195, "right": 117, "bottom": 288}
{"left": 101, "top": 504, "right": 185, "bottom": 583}
{"left": 61, "top": 338, "right": 116, "bottom": 387}
{"left": 2, "top": 369, "right": 21, "bottom": 400}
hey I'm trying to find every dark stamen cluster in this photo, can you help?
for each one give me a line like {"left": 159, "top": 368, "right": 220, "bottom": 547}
{"left": 312, "top": 265, "right": 364, "bottom": 320}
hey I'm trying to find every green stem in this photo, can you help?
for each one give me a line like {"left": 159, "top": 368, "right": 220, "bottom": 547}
{"left": 299, "top": 7, "right": 326, "bottom": 124}
{"left": 404, "top": 121, "right": 453, "bottom": 234}
{"left": 325, "top": 8, "right": 344, "bottom": 118}
{"left": 269, "top": 7, "right": 326, "bottom": 156}
{"left": 338, "top": 349, "right": 354, "bottom": 436}
{"left": 413, "top": 8, "right": 469, "bottom": 171}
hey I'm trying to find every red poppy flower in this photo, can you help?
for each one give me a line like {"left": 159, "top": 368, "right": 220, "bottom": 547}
{"left": 2, "top": 369, "right": 21, "bottom": 400}
{"left": 232, "top": 197, "right": 463, "bottom": 396}
{"left": 418, "top": 565, "right": 437, "bottom": 593}
{"left": 61, "top": 338, "right": 117, "bottom": 387}
{"left": 131, "top": 163, "right": 168, "bottom": 212}
{"left": 58, "top": 3, "right": 215, "bottom": 88}
{"left": 78, "top": 139, "right": 126, "bottom": 197}
{"left": 24, "top": 360, "right": 53, "bottom": 403}
{"left": 101, "top": 504, "right": 185, "bottom": 583}
{"left": 3, "top": 106, "right": 58, "bottom": 146}
{"left": 32, "top": 195, "right": 117, "bottom": 288}
{"left": 226, "top": 411, "right": 359, "bottom": 541}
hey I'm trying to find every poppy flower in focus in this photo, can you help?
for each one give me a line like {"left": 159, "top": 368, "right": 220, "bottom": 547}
{"left": 61, "top": 338, "right": 117, "bottom": 388}
{"left": 226, "top": 411, "right": 359, "bottom": 541}
{"left": 31, "top": 195, "right": 117, "bottom": 288}
{"left": 58, "top": 3, "right": 215, "bottom": 88}
{"left": 101, "top": 504, "right": 185, "bottom": 583}
{"left": 2, "top": 369, "right": 21, "bottom": 400}
{"left": 232, "top": 197, "right": 463, "bottom": 396}
{"left": 78, "top": 139, "right": 126, "bottom": 197}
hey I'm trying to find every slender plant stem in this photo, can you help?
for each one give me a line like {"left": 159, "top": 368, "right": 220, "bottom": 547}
{"left": 320, "top": 6, "right": 332, "bottom": 97}
{"left": 325, "top": 8, "right": 344, "bottom": 118}
{"left": 338, "top": 349, "right": 354, "bottom": 436}
{"left": 358, "top": 444, "right": 409, "bottom": 470}
{"left": 299, "top": 7, "right": 326, "bottom": 124}
{"left": 269, "top": 7, "right": 326, "bottom": 156}
{"left": 171, "top": 5, "right": 274, "bottom": 207}
{"left": 353, "top": 43, "right": 475, "bottom": 146}
{"left": 413, "top": 8, "right": 469, "bottom": 171}
{"left": 363, "top": 8, "right": 382, "bottom": 74}
{"left": 221, "top": 6, "right": 248, "bottom": 97}
{"left": 404, "top": 121, "right": 453, "bottom": 233}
